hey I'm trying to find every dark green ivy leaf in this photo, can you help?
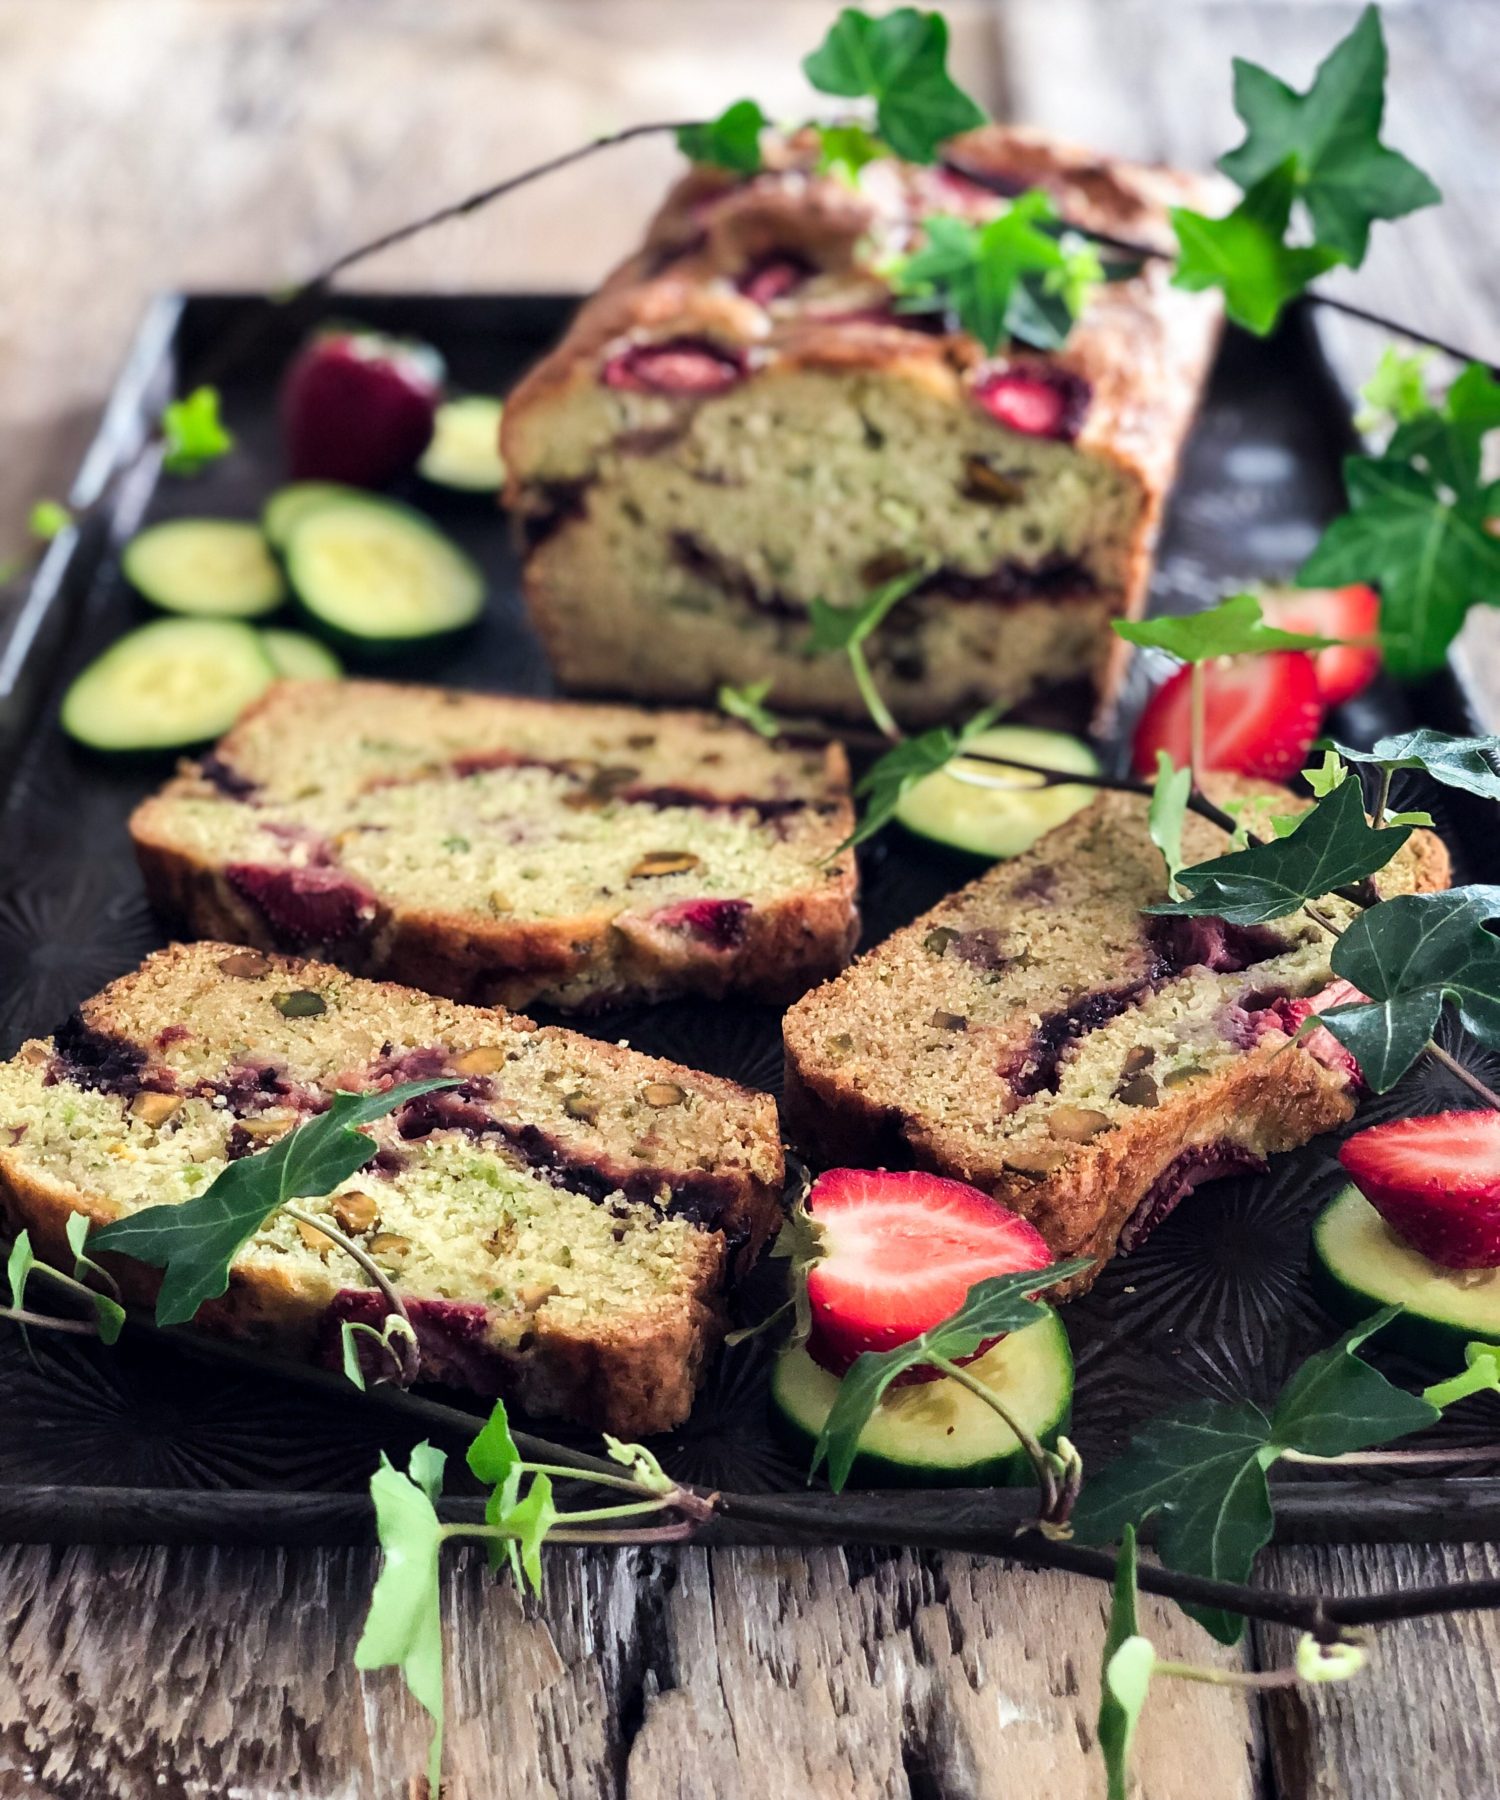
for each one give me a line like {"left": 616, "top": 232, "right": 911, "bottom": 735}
{"left": 1216, "top": 5, "right": 1441, "bottom": 265}
{"left": 1114, "top": 590, "right": 1337, "bottom": 663}
{"left": 160, "top": 386, "right": 235, "bottom": 476}
{"left": 1298, "top": 454, "right": 1500, "bottom": 678}
{"left": 93, "top": 1077, "right": 458, "bottom": 1326}
{"left": 1170, "top": 159, "right": 1342, "bottom": 336}
{"left": 1148, "top": 777, "right": 1408, "bottom": 926}
{"left": 1321, "top": 886, "right": 1500, "bottom": 1090}
{"left": 809, "top": 1258, "right": 1092, "bottom": 1491}
{"left": 1098, "top": 1525, "right": 1155, "bottom": 1800}
{"left": 1385, "top": 363, "right": 1500, "bottom": 504}
{"left": 1269, "top": 1305, "right": 1439, "bottom": 1455}
{"left": 803, "top": 7, "right": 987, "bottom": 164}
{"left": 843, "top": 704, "right": 1005, "bottom": 850}
{"left": 676, "top": 100, "right": 768, "bottom": 174}
{"left": 1328, "top": 728, "right": 1500, "bottom": 803}
{"left": 890, "top": 195, "right": 1100, "bottom": 352}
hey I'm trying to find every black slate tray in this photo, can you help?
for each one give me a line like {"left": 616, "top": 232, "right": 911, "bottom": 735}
{"left": 2, "top": 291, "right": 1499, "bottom": 1548}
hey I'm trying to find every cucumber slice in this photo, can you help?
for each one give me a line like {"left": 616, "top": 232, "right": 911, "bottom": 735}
{"left": 771, "top": 1310, "right": 1072, "bottom": 1487}
{"left": 122, "top": 520, "right": 285, "bottom": 619}
{"left": 263, "top": 482, "right": 391, "bottom": 551}
{"left": 61, "top": 619, "right": 275, "bottom": 752}
{"left": 285, "top": 500, "right": 486, "bottom": 646}
{"left": 417, "top": 397, "right": 506, "bottom": 492}
{"left": 1313, "top": 1183, "right": 1500, "bottom": 1370}
{"left": 260, "top": 629, "right": 343, "bottom": 681}
{"left": 895, "top": 725, "right": 1101, "bottom": 860}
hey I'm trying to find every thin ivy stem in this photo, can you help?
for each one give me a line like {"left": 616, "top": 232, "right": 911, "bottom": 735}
{"left": 928, "top": 1353, "right": 1062, "bottom": 1516}
{"left": 1152, "top": 1659, "right": 1311, "bottom": 1692}
{"left": 281, "top": 1204, "right": 419, "bottom": 1383}
{"left": 549, "top": 1497, "right": 676, "bottom": 1526}
{"left": 848, "top": 645, "right": 902, "bottom": 741}
{"left": 1376, "top": 766, "right": 1394, "bottom": 825}
{"left": 1281, "top": 1445, "right": 1500, "bottom": 1468}
{"left": 0, "top": 1305, "right": 99, "bottom": 1337}
{"left": 520, "top": 1463, "right": 668, "bottom": 1498}
{"left": 1424, "top": 1039, "right": 1500, "bottom": 1111}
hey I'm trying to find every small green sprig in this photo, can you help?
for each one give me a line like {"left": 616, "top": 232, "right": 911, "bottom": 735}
{"left": 5, "top": 1222, "right": 124, "bottom": 1345}
{"left": 161, "top": 385, "right": 235, "bottom": 476}
{"left": 676, "top": 101, "right": 769, "bottom": 174}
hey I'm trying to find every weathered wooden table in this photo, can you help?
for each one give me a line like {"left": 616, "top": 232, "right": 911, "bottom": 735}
{"left": 2, "top": 3, "right": 1498, "bottom": 1793}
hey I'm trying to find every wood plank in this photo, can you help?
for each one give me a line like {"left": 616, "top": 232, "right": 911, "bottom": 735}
{"left": 0, "top": 1540, "right": 1258, "bottom": 1798}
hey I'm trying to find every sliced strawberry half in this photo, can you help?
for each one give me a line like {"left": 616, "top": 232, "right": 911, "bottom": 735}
{"left": 1260, "top": 584, "right": 1381, "bottom": 707}
{"left": 1130, "top": 651, "right": 1325, "bottom": 780}
{"left": 1339, "top": 1110, "right": 1500, "bottom": 1269}
{"left": 803, "top": 1167, "right": 1052, "bottom": 1385}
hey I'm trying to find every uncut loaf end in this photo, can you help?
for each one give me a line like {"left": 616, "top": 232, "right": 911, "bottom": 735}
{"left": 0, "top": 942, "right": 786, "bottom": 1436}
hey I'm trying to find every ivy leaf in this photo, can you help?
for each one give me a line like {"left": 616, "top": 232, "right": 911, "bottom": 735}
{"left": 1098, "top": 1525, "right": 1155, "bottom": 1800}
{"left": 1298, "top": 454, "right": 1500, "bottom": 678}
{"left": 1148, "top": 777, "right": 1407, "bottom": 926}
{"left": 1328, "top": 728, "right": 1500, "bottom": 804}
{"left": 28, "top": 500, "right": 72, "bottom": 542}
{"left": 843, "top": 705, "right": 1005, "bottom": 850}
{"left": 677, "top": 100, "right": 768, "bottom": 175}
{"left": 500, "top": 1472, "right": 556, "bottom": 1595}
{"left": 1270, "top": 1305, "right": 1438, "bottom": 1455}
{"left": 160, "top": 386, "right": 234, "bottom": 475}
{"left": 1356, "top": 346, "right": 1434, "bottom": 435}
{"left": 1115, "top": 590, "right": 1337, "bottom": 663}
{"left": 718, "top": 678, "right": 782, "bottom": 740}
{"left": 806, "top": 566, "right": 927, "bottom": 655}
{"left": 467, "top": 1397, "right": 526, "bottom": 1577}
{"left": 355, "top": 1445, "right": 448, "bottom": 1796}
{"left": 1216, "top": 6, "right": 1441, "bottom": 266}
{"left": 1148, "top": 751, "right": 1191, "bottom": 901}
{"left": 1170, "top": 160, "right": 1342, "bottom": 336}
{"left": 802, "top": 7, "right": 987, "bottom": 165}
{"left": 63, "top": 1214, "right": 125, "bottom": 1346}
{"left": 890, "top": 197, "right": 1100, "bottom": 352}
{"left": 6, "top": 1232, "right": 35, "bottom": 1316}
{"left": 814, "top": 122, "right": 887, "bottom": 182}
{"left": 1319, "top": 886, "right": 1500, "bottom": 1090}
{"left": 1075, "top": 1308, "right": 1430, "bottom": 1642}
{"left": 1386, "top": 363, "right": 1500, "bottom": 504}
{"left": 1072, "top": 1398, "right": 1276, "bottom": 1642}
{"left": 809, "top": 1259, "right": 1092, "bottom": 1491}
{"left": 92, "top": 1077, "right": 457, "bottom": 1326}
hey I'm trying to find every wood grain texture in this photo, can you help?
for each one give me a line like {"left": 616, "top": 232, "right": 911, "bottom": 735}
{"left": 0, "top": 1541, "right": 1256, "bottom": 1799}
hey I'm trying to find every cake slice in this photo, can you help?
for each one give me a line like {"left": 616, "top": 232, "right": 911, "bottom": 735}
{"left": 129, "top": 680, "right": 859, "bottom": 1011}
{"left": 502, "top": 125, "right": 1224, "bottom": 728}
{"left": 0, "top": 942, "right": 785, "bottom": 1435}
{"left": 782, "top": 786, "right": 1450, "bottom": 1291}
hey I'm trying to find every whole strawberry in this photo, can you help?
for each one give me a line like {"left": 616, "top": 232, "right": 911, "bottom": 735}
{"left": 280, "top": 327, "right": 443, "bottom": 487}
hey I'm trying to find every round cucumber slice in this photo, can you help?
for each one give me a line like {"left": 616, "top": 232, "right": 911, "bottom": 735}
{"left": 61, "top": 618, "right": 276, "bottom": 752}
{"left": 771, "top": 1310, "right": 1073, "bottom": 1487}
{"left": 285, "top": 500, "right": 486, "bottom": 646}
{"left": 260, "top": 628, "right": 343, "bottom": 680}
{"left": 122, "top": 520, "right": 285, "bottom": 619}
{"left": 1313, "top": 1183, "right": 1500, "bottom": 1370}
{"left": 417, "top": 397, "right": 506, "bottom": 492}
{"left": 895, "top": 725, "right": 1101, "bottom": 861}
{"left": 262, "top": 482, "right": 380, "bottom": 551}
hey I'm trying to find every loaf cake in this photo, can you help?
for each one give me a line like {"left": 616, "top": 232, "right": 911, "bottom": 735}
{"left": 0, "top": 942, "right": 786, "bottom": 1434}
{"left": 782, "top": 786, "right": 1450, "bottom": 1290}
{"left": 501, "top": 126, "right": 1224, "bottom": 728}
{"left": 129, "top": 680, "right": 859, "bottom": 1011}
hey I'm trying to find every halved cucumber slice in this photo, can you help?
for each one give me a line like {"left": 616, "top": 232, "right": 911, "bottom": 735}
{"left": 418, "top": 397, "right": 506, "bottom": 492}
{"left": 122, "top": 520, "right": 285, "bottom": 619}
{"left": 61, "top": 618, "right": 276, "bottom": 752}
{"left": 1313, "top": 1183, "right": 1500, "bottom": 1370}
{"left": 260, "top": 628, "right": 343, "bottom": 681}
{"left": 895, "top": 725, "right": 1101, "bottom": 861}
{"left": 771, "top": 1310, "right": 1073, "bottom": 1487}
{"left": 262, "top": 482, "right": 383, "bottom": 551}
{"left": 285, "top": 500, "right": 486, "bottom": 646}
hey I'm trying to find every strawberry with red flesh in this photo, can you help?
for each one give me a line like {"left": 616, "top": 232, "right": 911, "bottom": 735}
{"left": 281, "top": 328, "right": 444, "bottom": 487}
{"left": 1130, "top": 650, "right": 1325, "bottom": 780}
{"left": 1340, "top": 1110, "right": 1500, "bottom": 1269}
{"left": 1260, "top": 584, "right": 1381, "bottom": 707}
{"left": 803, "top": 1167, "right": 1052, "bottom": 1384}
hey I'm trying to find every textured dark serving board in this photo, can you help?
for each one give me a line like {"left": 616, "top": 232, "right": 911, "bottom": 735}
{"left": 1, "top": 292, "right": 1498, "bottom": 1547}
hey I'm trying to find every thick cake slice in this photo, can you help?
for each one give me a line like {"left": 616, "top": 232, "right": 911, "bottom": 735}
{"left": 0, "top": 943, "right": 785, "bottom": 1435}
{"left": 782, "top": 788, "right": 1450, "bottom": 1290}
{"left": 502, "top": 126, "right": 1224, "bottom": 728}
{"left": 129, "top": 680, "right": 859, "bottom": 1011}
